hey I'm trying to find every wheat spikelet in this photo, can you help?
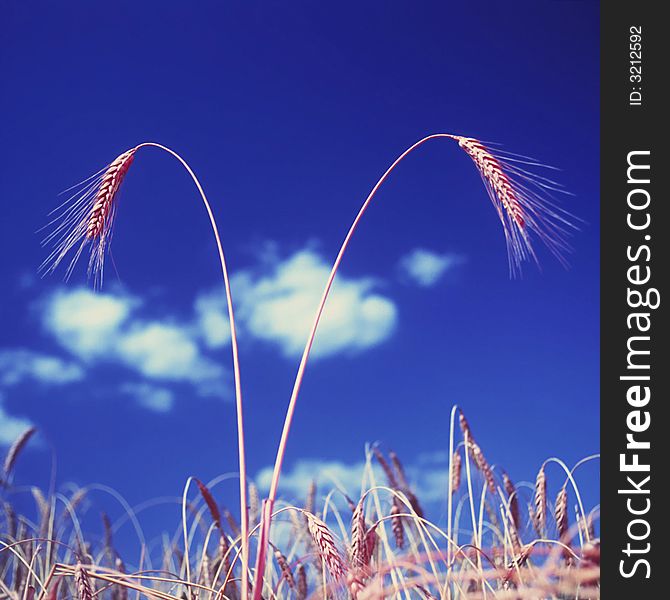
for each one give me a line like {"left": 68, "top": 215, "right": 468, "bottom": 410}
{"left": 195, "top": 479, "right": 223, "bottom": 532}
{"left": 350, "top": 498, "right": 368, "bottom": 567}
{"left": 220, "top": 506, "right": 240, "bottom": 538}
{"left": 31, "top": 488, "right": 50, "bottom": 539}
{"left": 455, "top": 138, "right": 527, "bottom": 229}
{"left": 402, "top": 487, "right": 424, "bottom": 519}
{"left": 69, "top": 488, "right": 88, "bottom": 512}
{"left": 458, "top": 412, "right": 472, "bottom": 439}
{"left": 248, "top": 482, "right": 260, "bottom": 529}
{"left": 304, "top": 511, "right": 346, "bottom": 581}
{"left": 450, "top": 450, "right": 462, "bottom": 496}
{"left": 502, "top": 472, "right": 520, "bottom": 530}
{"left": 85, "top": 150, "right": 135, "bottom": 239}
{"left": 372, "top": 448, "right": 398, "bottom": 488}
{"left": 3, "top": 426, "right": 37, "bottom": 480}
{"left": 101, "top": 512, "right": 113, "bottom": 552}
{"left": 555, "top": 486, "right": 569, "bottom": 540}
{"left": 295, "top": 563, "right": 307, "bottom": 600}
{"left": 533, "top": 466, "right": 547, "bottom": 536}
{"left": 272, "top": 545, "right": 295, "bottom": 590}
{"left": 364, "top": 526, "right": 378, "bottom": 563}
{"left": 3, "top": 501, "right": 16, "bottom": 538}
{"left": 390, "top": 500, "right": 405, "bottom": 550}
{"left": 468, "top": 441, "right": 496, "bottom": 495}
{"left": 74, "top": 562, "right": 94, "bottom": 600}
{"left": 304, "top": 480, "right": 316, "bottom": 515}
{"left": 452, "top": 136, "right": 574, "bottom": 275}
{"left": 41, "top": 150, "right": 136, "bottom": 286}
{"left": 389, "top": 451, "right": 408, "bottom": 489}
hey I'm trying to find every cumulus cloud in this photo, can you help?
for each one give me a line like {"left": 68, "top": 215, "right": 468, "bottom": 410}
{"left": 120, "top": 383, "right": 175, "bottom": 413}
{"left": 256, "top": 459, "right": 372, "bottom": 500}
{"left": 399, "top": 249, "right": 463, "bottom": 287}
{"left": 232, "top": 249, "right": 397, "bottom": 358}
{"left": 41, "top": 287, "right": 224, "bottom": 395}
{"left": 194, "top": 292, "right": 231, "bottom": 349}
{"left": 41, "top": 288, "right": 135, "bottom": 358}
{"left": 255, "top": 452, "right": 450, "bottom": 504}
{"left": 0, "top": 392, "right": 34, "bottom": 446}
{"left": 31, "top": 244, "right": 401, "bottom": 411}
{"left": 0, "top": 349, "right": 84, "bottom": 386}
{"left": 117, "top": 322, "right": 222, "bottom": 382}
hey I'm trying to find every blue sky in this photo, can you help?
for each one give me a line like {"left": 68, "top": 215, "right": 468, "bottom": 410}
{"left": 1, "top": 1, "right": 598, "bottom": 546}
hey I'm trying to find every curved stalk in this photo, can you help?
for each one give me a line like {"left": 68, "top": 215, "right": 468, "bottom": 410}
{"left": 134, "top": 143, "right": 249, "bottom": 600}
{"left": 252, "top": 134, "right": 458, "bottom": 600}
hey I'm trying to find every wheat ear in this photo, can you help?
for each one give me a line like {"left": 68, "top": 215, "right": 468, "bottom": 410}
{"left": 74, "top": 563, "right": 93, "bottom": 600}
{"left": 3, "top": 427, "right": 37, "bottom": 482}
{"left": 46, "top": 143, "right": 250, "bottom": 600}
{"left": 350, "top": 498, "right": 369, "bottom": 567}
{"left": 295, "top": 563, "right": 307, "bottom": 600}
{"left": 195, "top": 479, "right": 223, "bottom": 533}
{"left": 555, "top": 486, "right": 569, "bottom": 540}
{"left": 304, "top": 511, "right": 347, "bottom": 582}
{"left": 533, "top": 466, "right": 547, "bottom": 536}
{"left": 502, "top": 472, "right": 520, "bottom": 531}
{"left": 450, "top": 450, "right": 462, "bottom": 496}
{"left": 271, "top": 545, "right": 295, "bottom": 590}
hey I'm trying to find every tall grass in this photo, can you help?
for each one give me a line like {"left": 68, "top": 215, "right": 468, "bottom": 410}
{"left": 0, "top": 413, "right": 600, "bottom": 599}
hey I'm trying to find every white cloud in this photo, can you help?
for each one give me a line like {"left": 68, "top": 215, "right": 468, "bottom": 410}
{"left": 0, "top": 392, "right": 34, "bottom": 446}
{"left": 42, "top": 288, "right": 135, "bottom": 358}
{"left": 120, "top": 383, "right": 175, "bottom": 413}
{"left": 255, "top": 452, "right": 450, "bottom": 505}
{"left": 233, "top": 249, "right": 397, "bottom": 358}
{"left": 256, "top": 459, "right": 371, "bottom": 500}
{"left": 194, "top": 292, "right": 231, "bottom": 349}
{"left": 0, "top": 349, "right": 84, "bottom": 386}
{"left": 399, "top": 249, "right": 463, "bottom": 287}
{"left": 41, "top": 288, "right": 225, "bottom": 398}
{"left": 117, "top": 322, "right": 222, "bottom": 382}
{"left": 35, "top": 245, "right": 401, "bottom": 408}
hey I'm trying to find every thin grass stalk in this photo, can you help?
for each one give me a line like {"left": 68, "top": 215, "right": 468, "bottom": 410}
{"left": 136, "top": 143, "right": 250, "bottom": 600}
{"left": 48, "top": 143, "right": 250, "bottom": 599}
{"left": 254, "top": 133, "right": 497, "bottom": 600}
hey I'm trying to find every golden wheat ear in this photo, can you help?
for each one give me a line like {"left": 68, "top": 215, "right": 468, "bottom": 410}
{"left": 40, "top": 148, "right": 137, "bottom": 288}
{"left": 452, "top": 136, "right": 578, "bottom": 276}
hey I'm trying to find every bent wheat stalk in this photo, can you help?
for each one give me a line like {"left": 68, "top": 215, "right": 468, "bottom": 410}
{"left": 252, "top": 133, "right": 575, "bottom": 600}
{"left": 42, "top": 143, "right": 250, "bottom": 600}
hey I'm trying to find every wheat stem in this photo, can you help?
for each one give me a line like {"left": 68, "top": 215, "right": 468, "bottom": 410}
{"left": 252, "top": 133, "right": 568, "bottom": 600}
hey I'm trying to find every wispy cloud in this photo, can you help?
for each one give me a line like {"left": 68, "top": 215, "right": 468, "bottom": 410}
{"left": 398, "top": 248, "right": 463, "bottom": 287}
{"left": 0, "top": 349, "right": 84, "bottom": 386}
{"left": 120, "top": 382, "right": 175, "bottom": 413}
{"left": 232, "top": 248, "right": 397, "bottom": 358}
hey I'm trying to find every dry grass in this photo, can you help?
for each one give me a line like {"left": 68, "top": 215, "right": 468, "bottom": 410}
{"left": 0, "top": 413, "right": 599, "bottom": 600}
